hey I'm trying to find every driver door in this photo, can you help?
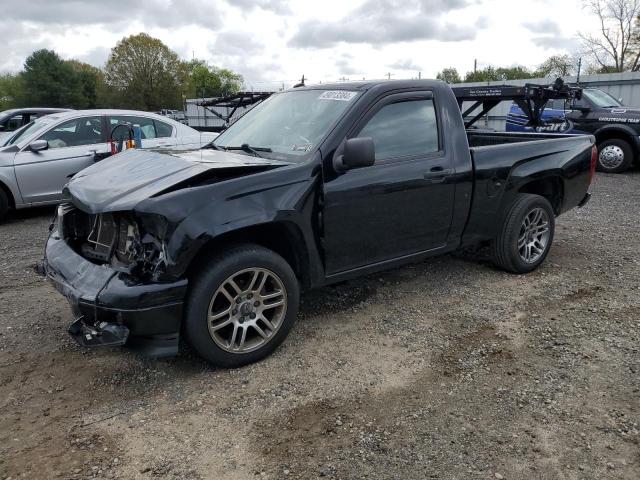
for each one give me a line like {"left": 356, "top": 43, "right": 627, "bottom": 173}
{"left": 322, "top": 92, "right": 455, "bottom": 274}
{"left": 13, "top": 116, "right": 106, "bottom": 204}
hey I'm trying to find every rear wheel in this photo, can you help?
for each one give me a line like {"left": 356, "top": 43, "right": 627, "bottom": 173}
{"left": 0, "top": 189, "right": 8, "bottom": 222}
{"left": 492, "top": 194, "right": 555, "bottom": 274}
{"left": 596, "top": 138, "right": 633, "bottom": 173}
{"left": 184, "top": 244, "right": 299, "bottom": 368}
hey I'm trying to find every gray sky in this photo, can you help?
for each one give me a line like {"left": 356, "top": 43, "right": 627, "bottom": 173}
{"left": 0, "top": 0, "right": 597, "bottom": 90}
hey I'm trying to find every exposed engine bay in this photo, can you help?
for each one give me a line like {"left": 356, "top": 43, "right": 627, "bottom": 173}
{"left": 57, "top": 204, "right": 167, "bottom": 279}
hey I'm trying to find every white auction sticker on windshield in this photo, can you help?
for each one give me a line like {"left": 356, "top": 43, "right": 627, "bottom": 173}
{"left": 318, "top": 91, "right": 357, "bottom": 101}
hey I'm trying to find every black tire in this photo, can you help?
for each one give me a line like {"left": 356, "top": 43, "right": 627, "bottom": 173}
{"left": 0, "top": 189, "right": 8, "bottom": 222}
{"left": 596, "top": 138, "right": 633, "bottom": 173}
{"left": 184, "top": 244, "right": 300, "bottom": 368}
{"left": 492, "top": 194, "right": 555, "bottom": 274}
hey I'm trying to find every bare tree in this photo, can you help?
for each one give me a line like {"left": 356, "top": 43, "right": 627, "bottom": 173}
{"left": 536, "top": 55, "right": 581, "bottom": 77}
{"left": 579, "top": 0, "right": 640, "bottom": 71}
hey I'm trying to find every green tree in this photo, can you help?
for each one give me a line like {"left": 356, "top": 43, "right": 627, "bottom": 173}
{"left": 464, "top": 66, "right": 534, "bottom": 82}
{"left": 21, "top": 49, "right": 86, "bottom": 107}
{"left": 66, "top": 60, "right": 109, "bottom": 108}
{"left": 0, "top": 73, "right": 24, "bottom": 110}
{"left": 215, "top": 67, "right": 243, "bottom": 96}
{"left": 436, "top": 67, "right": 461, "bottom": 84}
{"left": 535, "top": 55, "right": 580, "bottom": 77}
{"left": 105, "top": 33, "right": 186, "bottom": 110}
{"left": 184, "top": 59, "right": 243, "bottom": 98}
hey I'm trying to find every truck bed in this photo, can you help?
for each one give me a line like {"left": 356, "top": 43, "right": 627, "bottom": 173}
{"left": 461, "top": 130, "right": 594, "bottom": 247}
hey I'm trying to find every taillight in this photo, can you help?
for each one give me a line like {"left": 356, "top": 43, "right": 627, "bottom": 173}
{"left": 588, "top": 145, "right": 597, "bottom": 184}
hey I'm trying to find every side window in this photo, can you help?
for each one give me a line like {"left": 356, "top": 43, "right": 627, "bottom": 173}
{"left": 357, "top": 99, "right": 439, "bottom": 161}
{"left": 108, "top": 116, "right": 157, "bottom": 140}
{"left": 26, "top": 113, "right": 42, "bottom": 123}
{"left": 39, "top": 116, "right": 102, "bottom": 149}
{"left": 572, "top": 97, "right": 588, "bottom": 110}
{"left": 6, "top": 115, "right": 23, "bottom": 131}
{"left": 154, "top": 120, "right": 174, "bottom": 138}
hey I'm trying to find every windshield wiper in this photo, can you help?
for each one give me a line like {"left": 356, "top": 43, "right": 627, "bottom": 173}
{"left": 208, "top": 143, "right": 226, "bottom": 151}
{"left": 225, "top": 144, "right": 272, "bottom": 157}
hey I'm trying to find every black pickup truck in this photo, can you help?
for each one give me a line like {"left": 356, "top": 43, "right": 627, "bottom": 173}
{"left": 44, "top": 80, "right": 596, "bottom": 367}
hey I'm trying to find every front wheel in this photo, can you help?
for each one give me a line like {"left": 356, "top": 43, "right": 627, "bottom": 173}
{"left": 492, "top": 194, "right": 555, "bottom": 274}
{"left": 596, "top": 139, "right": 633, "bottom": 173}
{"left": 184, "top": 244, "right": 300, "bottom": 368}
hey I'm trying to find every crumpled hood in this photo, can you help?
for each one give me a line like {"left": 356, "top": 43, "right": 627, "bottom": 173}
{"left": 66, "top": 148, "right": 290, "bottom": 214}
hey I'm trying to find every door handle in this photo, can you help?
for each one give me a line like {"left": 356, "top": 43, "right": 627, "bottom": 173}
{"left": 423, "top": 166, "right": 452, "bottom": 182}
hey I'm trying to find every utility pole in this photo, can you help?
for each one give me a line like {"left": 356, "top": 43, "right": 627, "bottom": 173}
{"left": 418, "top": 71, "right": 421, "bottom": 79}
{"left": 386, "top": 72, "right": 393, "bottom": 80}
{"left": 474, "top": 59, "right": 477, "bottom": 74}
{"left": 576, "top": 57, "right": 582, "bottom": 84}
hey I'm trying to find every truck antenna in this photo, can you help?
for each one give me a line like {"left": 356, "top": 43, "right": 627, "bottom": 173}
{"left": 293, "top": 74, "right": 306, "bottom": 88}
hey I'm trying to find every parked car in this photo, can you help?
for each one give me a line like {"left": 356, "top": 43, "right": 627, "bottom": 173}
{"left": 0, "top": 108, "right": 72, "bottom": 144}
{"left": 0, "top": 109, "right": 217, "bottom": 220}
{"left": 507, "top": 87, "right": 640, "bottom": 173}
{"left": 44, "top": 80, "right": 595, "bottom": 367}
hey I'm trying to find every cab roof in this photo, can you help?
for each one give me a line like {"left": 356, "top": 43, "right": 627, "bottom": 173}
{"left": 291, "top": 79, "right": 446, "bottom": 92}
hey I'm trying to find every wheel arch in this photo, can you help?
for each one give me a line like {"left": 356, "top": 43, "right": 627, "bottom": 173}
{"left": 594, "top": 125, "right": 639, "bottom": 160}
{"left": 0, "top": 179, "right": 16, "bottom": 209}
{"left": 517, "top": 176, "right": 564, "bottom": 215}
{"left": 184, "top": 221, "right": 312, "bottom": 289}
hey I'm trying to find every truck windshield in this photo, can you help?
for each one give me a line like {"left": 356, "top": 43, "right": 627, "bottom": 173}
{"left": 584, "top": 89, "right": 623, "bottom": 108}
{"left": 212, "top": 89, "right": 359, "bottom": 161}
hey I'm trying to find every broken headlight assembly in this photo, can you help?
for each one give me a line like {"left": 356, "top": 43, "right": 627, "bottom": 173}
{"left": 59, "top": 206, "right": 169, "bottom": 278}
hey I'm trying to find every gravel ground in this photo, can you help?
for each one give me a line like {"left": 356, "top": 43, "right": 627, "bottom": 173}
{"left": 1, "top": 172, "right": 639, "bottom": 480}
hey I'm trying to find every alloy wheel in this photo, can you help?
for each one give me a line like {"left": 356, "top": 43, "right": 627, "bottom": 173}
{"left": 517, "top": 207, "right": 551, "bottom": 264}
{"left": 207, "top": 268, "right": 287, "bottom": 354}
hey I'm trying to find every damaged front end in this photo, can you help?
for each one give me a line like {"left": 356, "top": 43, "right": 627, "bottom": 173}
{"left": 57, "top": 204, "right": 170, "bottom": 281}
{"left": 45, "top": 203, "right": 187, "bottom": 357}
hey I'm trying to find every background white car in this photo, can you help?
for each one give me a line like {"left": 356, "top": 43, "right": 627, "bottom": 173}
{"left": 0, "top": 109, "right": 217, "bottom": 220}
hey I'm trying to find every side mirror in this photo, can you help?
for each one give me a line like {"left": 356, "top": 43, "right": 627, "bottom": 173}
{"left": 572, "top": 105, "right": 590, "bottom": 113}
{"left": 29, "top": 139, "right": 49, "bottom": 152}
{"left": 334, "top": 137, "right": 375, "bottom": 172}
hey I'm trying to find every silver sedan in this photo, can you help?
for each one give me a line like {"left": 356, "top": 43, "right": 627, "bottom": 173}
{"left": 0, "top": 109, "right": 217, "bottom": 221}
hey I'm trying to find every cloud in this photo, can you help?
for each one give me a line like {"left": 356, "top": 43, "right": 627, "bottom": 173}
{"left": 0, "top": 0, "right": 224, "bottom": 30}
{"left": 229, "top": 0, "right": 291, "bottom": 14}
{"left": 388, "top": 59, "right": 423, "bottom": 71}
{"left": 0, "top": 21, "right": 52, "bottom": 72}
{"left": 531, "top": 35, "right": 580, "bottom": 50}
{"left": 72, "top": 47, "right": 111, "bottom": 68}
{"left": 523, "top": 19, "right": 561, "bottom": 35}
{"left": 289, "top": 0, "right": 478, "bottom": 48}
{"left": 211, "top": 31, "right": 264, "bottom": 57}
{"left": 335, "top": 54, "right": 360, "bottom": 76}
{"left": 475, "top": 16, "right": 490, "bottom": 29}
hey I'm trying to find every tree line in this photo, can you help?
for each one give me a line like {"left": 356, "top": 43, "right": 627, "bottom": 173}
{"left": 435, "top": 55, "right": 580, "bottom": 84}
{"left": 0, "top": 33, "right": 243, "bottom": 112}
